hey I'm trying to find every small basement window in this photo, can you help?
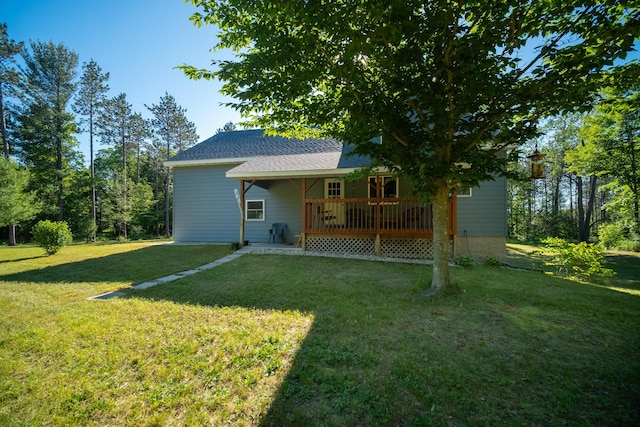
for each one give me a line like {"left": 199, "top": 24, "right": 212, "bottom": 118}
{"left": 245, "top": 199, "right": 265, "bottom": 221}
{"left": 457, "top": 187, "right": 472, "bottom": 197}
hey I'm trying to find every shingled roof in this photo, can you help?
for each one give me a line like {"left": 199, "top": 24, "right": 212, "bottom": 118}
{"left": 166, "top": 129, "right": 341, "bottom": 162}
{"left": 165, "top": 129, "right": 370, "bottom": 178}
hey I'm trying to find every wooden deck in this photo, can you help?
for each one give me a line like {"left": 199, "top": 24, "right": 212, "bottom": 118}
{"left": 303, "top": 197, "right": 456, "bottom": 237}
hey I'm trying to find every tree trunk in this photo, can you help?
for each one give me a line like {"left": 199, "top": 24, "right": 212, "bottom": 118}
{"left": 8, "top": 225, "right": 16, "bottom": 246}
{"left": 1, "top": 84, "right": 9, "bottom": 158}
{"left": 425, "top": 184, "right": 451, "bottom": 295}
{"left": 576, "top": 175, "right": 597, "bottom": 242}
{"left": 577, "top": 175, "right": 585, "bottom": 240}
{"left": 154, "top": 163, "right": 160, "bottom": 236}
{"left": 552, "top": 177, "right": 560, "bottom": 215}
{"left": 582, "top": 175, "right": 597, "bottom": 242}
{"left": 1, "top": 85, "right": 16, "bottom": 246}
{"left": 57, "top": 135, "right": 64, "bottom": 221}
{"left": 122, "top": 136, "right": 128, "bottom": 240}
{"left": 165, "top": 167, "right": 171, "bottom": 238}
{"left": 89, "top": 109, "right": 96, "bottom": 242}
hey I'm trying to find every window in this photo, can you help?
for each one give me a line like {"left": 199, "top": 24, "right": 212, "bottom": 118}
{"left": 245, "top": 199, "right": 265, "bottom": 221}
{"left": 369, "top": 175, "right": 398, "bottom": 199}
{"left": 457, "top": 186, "right": 472, "bottom": 197}
{"left": 324, "top": 179, "right": 344, "bottom": 199}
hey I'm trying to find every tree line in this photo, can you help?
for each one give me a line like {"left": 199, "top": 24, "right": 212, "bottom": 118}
{"left": 509, "top": 81, "right": 640, "bottom": 251}
{"left": 0, "top": 23, "right": 199, "bottom": 245}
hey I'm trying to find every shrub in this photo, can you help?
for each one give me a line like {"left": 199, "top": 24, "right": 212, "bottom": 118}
{"left": 598, "top": 223, "right": 625, "bottom": 249}
{"left": 618, "top": 236, "right": 640, "bottom": 252}
{"left": 456, "top": 255, "right": 475, "bottom": 269}
{"left": 541, "top": 237, "right": 615, "bottom": 279}
{"left": 483, "top": 257, "right": 502, "bottom": 268}
{"left": 76, "top": 218, "right": 97, "bottom": 243}
{"left": 32, "top": 220, "right": 73, "bottom": 255}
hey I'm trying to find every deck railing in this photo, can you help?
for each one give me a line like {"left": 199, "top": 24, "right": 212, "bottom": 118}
{"left": 304, "top": 197, "right": 455, "bottom": 236}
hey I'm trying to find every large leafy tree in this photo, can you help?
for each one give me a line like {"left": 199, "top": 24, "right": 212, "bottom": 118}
{"left": 74, "top": 59, "right": 110, "bottom": 241}
{"left": 568, "top": 85, "right": 640, "bottom": 236}
{"left": 183, "top": 0, "right": 639, "bottom": 293}
{"left": 147, "top": 93, "right": 198, "bottom": 237}
{"left": 0, "top": 157, "right": 40, "bottom": 243}
{"left": 17, "top": 40, "right": 79, "bottom": 221}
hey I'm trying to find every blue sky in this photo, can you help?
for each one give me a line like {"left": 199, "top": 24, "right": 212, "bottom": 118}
{"left": 4, "top": 0, "right": 241, "bottom": 160}
{"left": 5, "top": 1, "right": 639, "bottom": 162}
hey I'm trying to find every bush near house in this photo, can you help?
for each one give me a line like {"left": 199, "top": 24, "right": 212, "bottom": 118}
{"left": 541, "top": 237, "right": 615, "bottom": 279}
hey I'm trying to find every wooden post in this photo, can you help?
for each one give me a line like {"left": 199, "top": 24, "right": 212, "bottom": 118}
{"left": 239, "top": 179, "right": 245, "bottom": 248}
{"left": 301, "top": 178, "right": 306, "bottom": 251}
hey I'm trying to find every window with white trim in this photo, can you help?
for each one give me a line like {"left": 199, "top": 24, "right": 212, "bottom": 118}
{"left": 324, "top": 179, "right": 344, "bottom": 199}
{"left": 245, "top": 199, "right": 265, "bottom": 221}
{"left": 457, "top": 187, "right": 472, "bottom": 197}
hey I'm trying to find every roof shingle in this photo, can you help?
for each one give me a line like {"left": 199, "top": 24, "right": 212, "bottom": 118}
{"left": 167, "top": 129, "right": 343, "bottom": 162}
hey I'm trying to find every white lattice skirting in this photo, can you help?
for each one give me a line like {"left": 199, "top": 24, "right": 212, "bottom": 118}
{"left": 306, "top": 236, "right": 438, "bottom": 259}
{"left": 380, "top": 238, "right": 434, "bottom": 259}
{"left": 306, "top": 236, "right": 376, "bottom": 255}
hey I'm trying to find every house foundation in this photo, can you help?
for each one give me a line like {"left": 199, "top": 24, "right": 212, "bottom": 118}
{"left": 453, "top": 235, "right": 507, "bottom": 261}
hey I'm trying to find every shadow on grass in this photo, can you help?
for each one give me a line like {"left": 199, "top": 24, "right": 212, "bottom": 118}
{"left": 0, "top": 255, "right": 46, "bottom": 264}
{"left": 122, "top": 255, "right": 438, "bottom": 425}
{"left": 603, "top": 253, "right": 640, "bottom": 293}
{"left": 506, "top": 245, "right": 548, "bottom": 271}
{"left": 508, "top": 244, "right": 640, "bottom": 295}
{"left": 0, "top": 245, "right": 232, "bottom": 286}
{"left": 121, "top": 254, "right": 640, "bottom": 426}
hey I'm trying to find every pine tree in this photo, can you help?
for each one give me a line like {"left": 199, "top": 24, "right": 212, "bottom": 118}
{"left": 97, "top": 93, "right": 136, "bottom": 239}
{"left": 147, "top": 93, "right": 198, "bottom": 237}
{"left": 17, "top": 40, "right": 79, "bottom": 221}
{"left": 74, "top": 59, "right": 109, "bottom": 241}
{"left": 0, "top": 23, "right": 24, "bottom": 245}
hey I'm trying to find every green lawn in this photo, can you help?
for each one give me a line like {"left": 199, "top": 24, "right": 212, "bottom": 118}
{"left": 1, "top": 242, "right": 638, "bottom": 426}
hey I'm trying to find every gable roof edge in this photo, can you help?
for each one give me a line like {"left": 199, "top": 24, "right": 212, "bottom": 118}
{"left": 164, "top": 158, "right": 251, "bottom": 168}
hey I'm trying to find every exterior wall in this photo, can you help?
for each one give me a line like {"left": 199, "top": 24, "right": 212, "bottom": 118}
{"left": 173, "top": 167, "right": 304, "bottom": 244}
{"left": 456, "top": 177, "right": 507, "bottom": 237}
{"left": 453, "top": 177, "right": 507, "bottom": 261}
{"left": 453, "top": 236, "right": 507, "bottom": 261}
{"left": 173, "top": 166, "right": 507, "bottom": 260}
{"left": 243, "top": 179, "right": 303, "bottom": 244}
{"left": 173, "top": 165, "right": 241, "bottom": 242}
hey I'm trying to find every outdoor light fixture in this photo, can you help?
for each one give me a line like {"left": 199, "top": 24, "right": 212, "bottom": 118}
{"left": 527, "top": 147, "right": 546, "bottom": 180}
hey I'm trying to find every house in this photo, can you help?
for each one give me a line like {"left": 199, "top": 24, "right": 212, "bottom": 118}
{"left": 164, "top": 129, "right": 507, "bottom": 260}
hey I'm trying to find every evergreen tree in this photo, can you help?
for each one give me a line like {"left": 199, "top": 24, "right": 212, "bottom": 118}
{"left": 129, "top": 112, "right": 149, "bottom": 184}
{"left": 0, "top": 23, "right": 22, "bottom": 158}
{"left": 147, "top": 93, "right": 198, "bottom": 237}
{"left": 17, "top": 40, "right": 79, "bottom": 221}
{"left": 74, "top": 59, "right": 109, "bottom": 241}
{"left": 0, "top": 23, "right": 24, "bottom": 245}
{"left": 215, "top": 121, "right": 236, "bottom": 134}
{"left": 97, "top": 93, "right": 136, "bottom": 239}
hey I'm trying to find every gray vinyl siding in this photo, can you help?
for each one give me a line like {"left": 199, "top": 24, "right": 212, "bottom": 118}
{"left": 456, "top": 177, "right": 507, "bottom": 237}
{"left": 173, "top": 165, "right": 241, "bottom": 242}
{"left": 243, "top": 179, "right": 303, "bottom": 244}
{"left": 173, "top": 166, "right": 505, "bottom": 242}
{"left": 173, "top": 168, "right": 304, "bottom": 244}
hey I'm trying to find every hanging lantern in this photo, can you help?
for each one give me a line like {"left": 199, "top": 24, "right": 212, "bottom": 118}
{"left": 527, "top": 148, "right": 546, "bottom": 179}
